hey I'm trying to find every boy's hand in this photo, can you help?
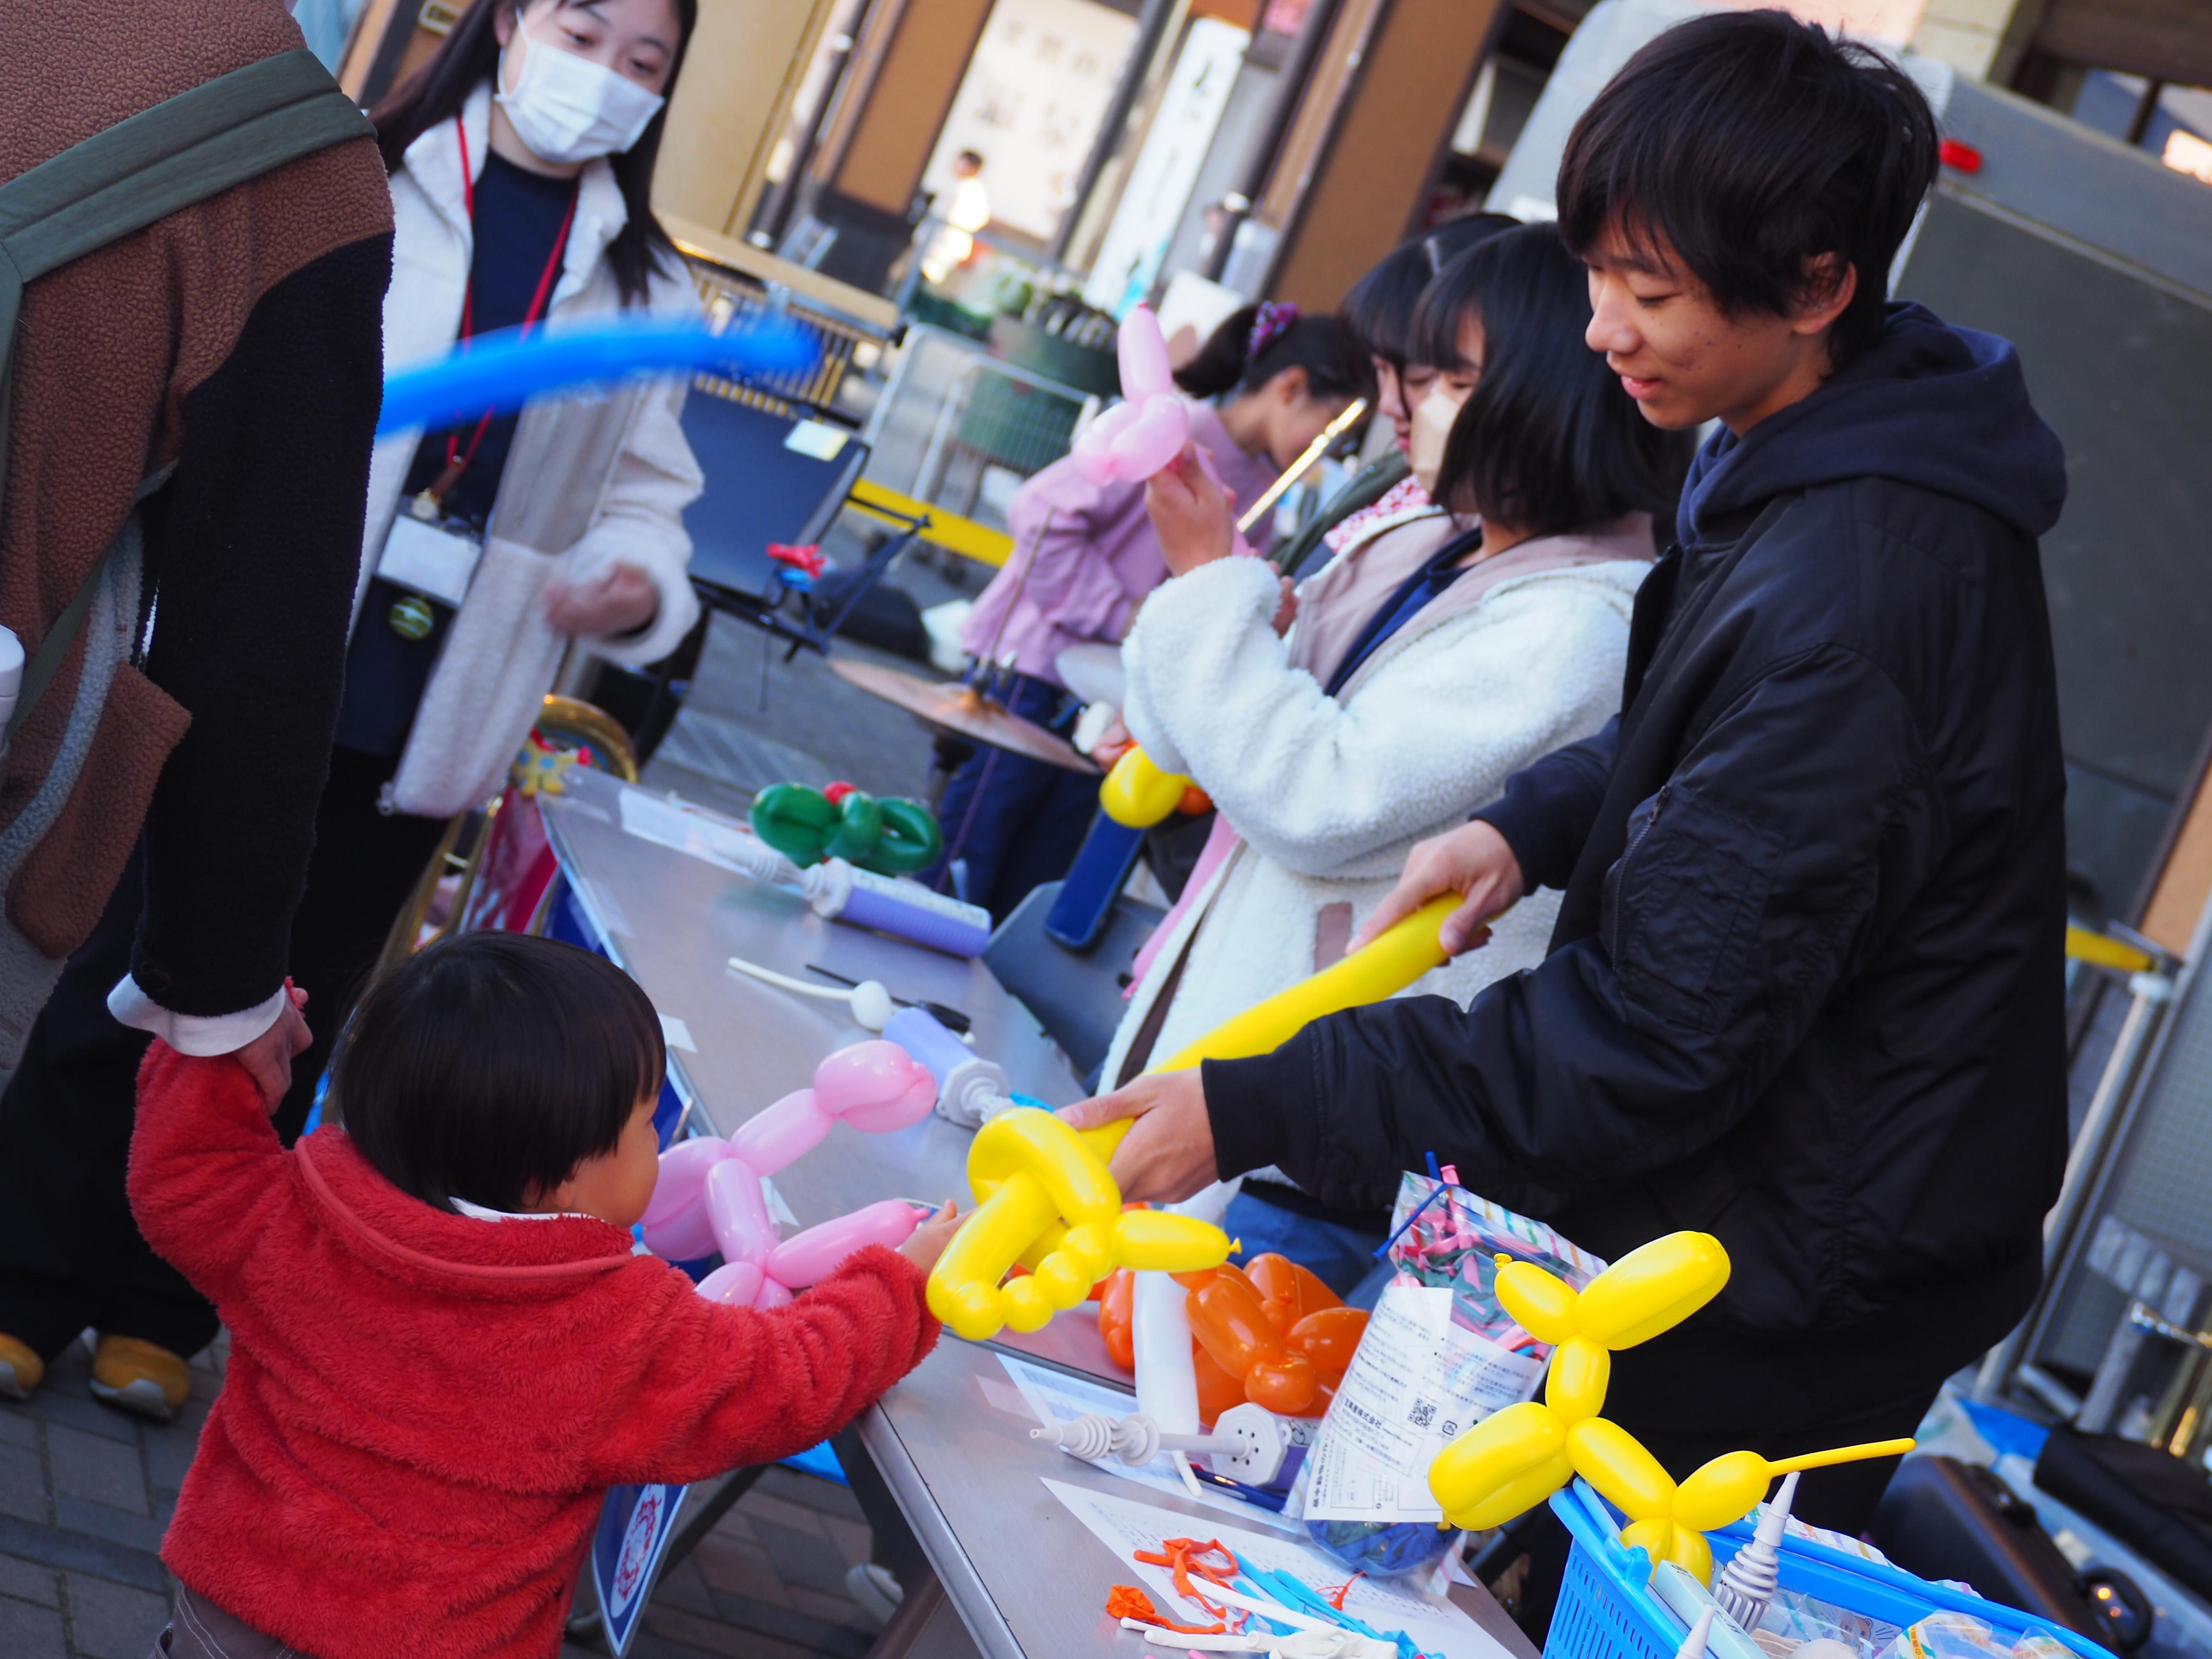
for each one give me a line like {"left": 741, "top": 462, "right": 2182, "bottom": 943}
{"left": 1349, "top": 819, "right": 1523, "bottom": 957}
{"left": 898, "top": 1201, "right": 962, "bottom": 1274}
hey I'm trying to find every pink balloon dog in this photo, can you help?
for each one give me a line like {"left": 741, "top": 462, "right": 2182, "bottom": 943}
{"left": 1070, "top": 303, "right": 1190, "bottom": 485}
{"left": 638, "top": 1040, "right": 938, "bottom": 1310}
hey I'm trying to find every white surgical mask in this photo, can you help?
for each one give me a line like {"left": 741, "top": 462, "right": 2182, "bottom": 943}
{"left": 495, "top": 11, "right": 666, "bottom": 166}
{"left": 1408, "top": 387, "right": 1460, "bottom": 499}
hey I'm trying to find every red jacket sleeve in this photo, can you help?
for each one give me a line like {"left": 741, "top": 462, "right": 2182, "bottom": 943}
{"left": 128, "top": 1042, "right": 293, "bottom": 1305}
{"left": 586, "top": 1245, "right": 940, "bottom": 1487}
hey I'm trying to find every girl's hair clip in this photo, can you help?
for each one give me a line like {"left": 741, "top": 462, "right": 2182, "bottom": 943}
{"left": 1248, "top": 300, "right": 1300, "bottom": 361}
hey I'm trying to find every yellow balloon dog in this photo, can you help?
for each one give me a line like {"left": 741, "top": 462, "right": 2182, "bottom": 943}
{"left": 1427, "top": 1235, "right": 1911, "bottom": 1581}
{"left": 926, "top": 894, "right": 1465, "bottom": 1341}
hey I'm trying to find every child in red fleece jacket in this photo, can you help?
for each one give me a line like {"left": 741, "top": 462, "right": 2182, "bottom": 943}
{"left": 129, "top": 933, "right": 955, "bottom": 1659}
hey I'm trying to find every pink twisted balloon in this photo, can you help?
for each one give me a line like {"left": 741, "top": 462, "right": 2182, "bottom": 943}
{"left": 1070, "top": 304, "right": 1190, "bottom": 485}
{"left": 638, "top": 1041, "right": 939, "bottom": 1309}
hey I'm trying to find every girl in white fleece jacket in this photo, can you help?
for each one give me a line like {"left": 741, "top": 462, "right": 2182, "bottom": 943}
{"left": 1111, "top": 223, "right": 1689, "bottom": 1290}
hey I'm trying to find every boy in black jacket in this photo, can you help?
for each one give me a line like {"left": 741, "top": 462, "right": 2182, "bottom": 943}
{"left": 1071, "top": 9, "right": 2069, "bottom": 1537}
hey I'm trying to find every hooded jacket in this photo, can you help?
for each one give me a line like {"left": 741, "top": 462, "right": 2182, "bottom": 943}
{"left": 1204, "top": 305, "right": 2071, "bottom": 1435}
{"left": 129, "top": 1044, "right": 938, "bottom": 1659}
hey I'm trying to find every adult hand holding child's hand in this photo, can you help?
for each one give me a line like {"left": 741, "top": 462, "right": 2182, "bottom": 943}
{"left": 232, "top": 981, "right": 312, "bottom": 1114}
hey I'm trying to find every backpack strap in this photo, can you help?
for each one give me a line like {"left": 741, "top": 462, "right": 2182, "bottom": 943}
{"left": 0, "top": 48, "right": 373, "bottom": 740}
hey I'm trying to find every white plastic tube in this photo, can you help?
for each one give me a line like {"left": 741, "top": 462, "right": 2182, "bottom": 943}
{"left": 0, "top": 627, "right": 23, "bottom": 734}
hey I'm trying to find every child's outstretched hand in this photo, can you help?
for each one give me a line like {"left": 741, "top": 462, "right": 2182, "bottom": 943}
{"left": 898, "top": 1201, "right": 962, "bottom": 1274}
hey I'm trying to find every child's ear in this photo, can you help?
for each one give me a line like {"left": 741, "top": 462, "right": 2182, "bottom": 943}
{"left": 1272, "top": 363, "right": 1310, "bottom": 408}
{"left": 1792, "top": 254, "right": 1856, "bottom": 337}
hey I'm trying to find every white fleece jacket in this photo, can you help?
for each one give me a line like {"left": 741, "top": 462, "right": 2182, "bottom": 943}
{"left": 1102, "top": 528, "right": 1650, "bottom": 1111}
{"left": 361, "top": 84, "right": 704, "bottom": 812}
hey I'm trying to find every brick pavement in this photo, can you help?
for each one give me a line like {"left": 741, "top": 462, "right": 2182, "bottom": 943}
{"left": 2, "top": 1334, "right": 889, "bottom": 1659}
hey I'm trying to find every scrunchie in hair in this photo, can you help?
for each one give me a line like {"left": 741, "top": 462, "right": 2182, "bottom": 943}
{"left": 1247, "top": 300, "right": 1301, "bottom": 361}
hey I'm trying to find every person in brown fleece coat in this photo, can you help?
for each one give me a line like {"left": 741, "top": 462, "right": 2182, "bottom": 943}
{"left": 0, "top": 0, "right": 393, "bottom": 1415}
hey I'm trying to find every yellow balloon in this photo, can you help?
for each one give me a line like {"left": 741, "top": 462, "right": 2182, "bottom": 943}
{"left": 926, "top": 1109, "right": 1228, "bottom": 1341}
{"left": 1575, "top": 1232, "right": 1731, "bottom": 1348}
{"left": 1622, "top": 1516, "right": 1713, "bottom": 1583}
{"left": 1568, "top": 1417, "right": 1676, "bottom": 1520}
{"left": 1544, "top": 1335, "right": 1611, "bottom": 1422}
{"left": 1429, "top": 1402, "right": 1573, "bottom": 1531}
{"left": 1499, "top": 1260, "right": 1582, "bottom": 1346}
{"left": 1100, "top": 748, "right": 1190, "bottom": 829}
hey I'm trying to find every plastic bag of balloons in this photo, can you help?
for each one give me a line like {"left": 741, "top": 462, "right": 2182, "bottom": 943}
{"left": 1300, "top": 1172, "right": 1609, "bottom": 1577}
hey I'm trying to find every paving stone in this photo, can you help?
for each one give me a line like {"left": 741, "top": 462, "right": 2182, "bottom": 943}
{"left": 786, "top": 1583, "right": 875, "bottom": 1633}
{"left": 46, "top": 1425, "right": 149, "bottom": 1517}
{"left": 643, "top": 1601, "right": 821, "bottom": 1659}
{"left": 20, "top": 1383, "right": 138, "bottom": 1446}
{"left": 0, "top": 1590, "right": 66, "bottom": 1659}
{"left": 53, "top": 1494, "right": 166, "bottom": 1556}
{"left": 758, "top": 1467, "right": 865, "bottom": 1520}
{"left": 691, "top": 1535, "right": 787, "bottom": 1606}
{"left": 0, "top": 1550, "right": 60, "bottom": 1606}
{"left": 648, "top": 1558, "right": 719, "bottom": 1617}
{"left": 819, "top": 1513, "right": 873, "bottom": 1569}
{"left": 0, "top": 1515, "right": 168, "bottom": 1594}
{"left": 62, "top": 1570, "right": 169, "bottom": 1659}
{"left": 139, "top": 1399, "right": 207, "bottom": 1493}
{"left": 0, "top": 1407, "right": 40, "bottom": 1449}
{"left": 738, "top": 1490, "right": 840, "bottom": 1543}
{"left": 0, "top": 1443, "right": 48, "bottom": 1524}
{"left": 747, "top": 1517, "right": 852, "bottom": 1598}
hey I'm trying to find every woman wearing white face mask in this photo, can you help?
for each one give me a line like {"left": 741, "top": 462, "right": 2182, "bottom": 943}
{"left": 1120, "top": 226, "right": 1688, "bottom": 1296}
{"left": 271, "top": 0, "right": 702, "bottom": 1124}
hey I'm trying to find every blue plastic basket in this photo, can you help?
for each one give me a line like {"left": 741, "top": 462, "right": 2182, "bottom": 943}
{"left": 1543, "top": 1479, "right": 2108, "bottom": 1659}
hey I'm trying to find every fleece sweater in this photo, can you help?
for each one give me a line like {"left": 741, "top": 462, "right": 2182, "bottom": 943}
{"left": 129, "top": 1046, "right": 939, "bottom": 1659}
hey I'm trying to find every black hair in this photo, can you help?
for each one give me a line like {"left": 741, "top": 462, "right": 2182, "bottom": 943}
{"left": 1342, "top": 213, "right": 1519, "bottom": 367}
{"left": 955, "top": 148, "right": 985, "bottom": 170}
{"left": 1416, "top": 223, "right": 1689, "bottom": 539}
{"left": 1172, "top": 306, "right": 1373, "bottom": 405}
{"left": 330, "top": 933, "right": 667, "bottom": 1214}
{"left": 1556, "top": 9, "right": 1936, "bottom": 369}
{"left": 369, "top": 0, "right": 698, "bottom": 307}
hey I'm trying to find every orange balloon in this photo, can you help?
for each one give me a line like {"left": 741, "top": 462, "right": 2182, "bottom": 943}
{"left": 1188, "top": 1268, "right": 1317, "bottom": 1414}
{"left": 1192, "top": 1342, "right": 1247, "bottom": 1425}
{"left": 1097, "top": 1268, "right": 1134, "bottom": 1370}
{"left": 1244, "top": 1253, "right": 1342, "bottom": 1334}
{"left": 1287, "top": 1305, "right": 1368, "bottom": 1385}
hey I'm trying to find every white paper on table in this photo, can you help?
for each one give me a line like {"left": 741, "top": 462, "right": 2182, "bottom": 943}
{"left": 999, "top": 1356, "right": 1301, "bottom": 1532}
{"left": 1043, "top": 1478, "right": 1508, "bottom": 1659}
{"left": 617, "top": 787, "right": 775, "bottom": 877}
{"left": 1303, "top": 1285, "right": 1543, "bottom": 1525}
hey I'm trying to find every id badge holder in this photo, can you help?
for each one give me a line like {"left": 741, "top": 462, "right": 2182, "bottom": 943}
{"left": 379, "top": 512, "right": 484, "bottom": 609}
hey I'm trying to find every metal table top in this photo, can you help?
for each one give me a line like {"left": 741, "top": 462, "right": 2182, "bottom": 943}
{"left": 539, "top": 768, "right": 1081, "bottom": 1227}
{"left": 538, "top": 769, "right": 1533, "bottom": 1659}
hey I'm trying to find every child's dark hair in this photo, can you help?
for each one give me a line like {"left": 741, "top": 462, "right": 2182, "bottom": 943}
{"left": 1343, "top": 213, "right": 1519, "bottom": 367}
{"left": 1555, "top": 9, "right": 1937, "bottom": 370}
{"left": 1173, "top": 305, "right": 1372, "bottom": 405}
{"left": 331, "top": 934, "right": 667, "bottom": 1215}
{"left": 1414, "top": 223, "right": 1689, "bottom": 539}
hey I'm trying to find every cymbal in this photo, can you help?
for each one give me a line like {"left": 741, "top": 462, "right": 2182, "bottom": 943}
{"left": 830, "top": 659, "right": 1099, "bottom": 773}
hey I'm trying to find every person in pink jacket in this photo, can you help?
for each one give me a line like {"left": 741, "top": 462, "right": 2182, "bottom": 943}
{"left": 935, "top": 304, "right": 1370, "bottom": 919}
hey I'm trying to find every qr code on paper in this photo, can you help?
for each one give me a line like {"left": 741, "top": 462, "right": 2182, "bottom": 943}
{"left": 1407, "top": 1399, "right": 1436, "bottom": 1429}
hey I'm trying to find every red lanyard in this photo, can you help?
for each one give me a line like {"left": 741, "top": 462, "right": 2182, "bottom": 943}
{"left": 425, "top": 119, "right": 577, "bottom": 508}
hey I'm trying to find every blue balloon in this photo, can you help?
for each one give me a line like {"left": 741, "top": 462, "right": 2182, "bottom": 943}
{"left": 376, "top": 316, "right": 818, "bottom": 435}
